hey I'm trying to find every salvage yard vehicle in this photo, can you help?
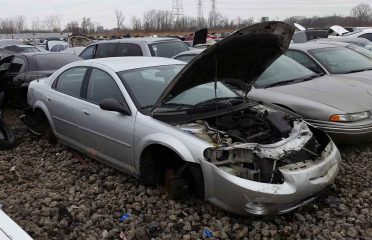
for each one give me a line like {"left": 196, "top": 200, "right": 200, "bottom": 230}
{"left": 286, "top": 43, "right": 372, "bottom": 75}
{"left": 0, "top": 209, "right": 33, "bottom": 240}
{"left": 24, "top": 22, "right": 341, "bottom": 215}
{"left": 248, "top": 55, "right": 372, "bottom": 143}
{"left": 79, "top": 37, "right": 190, "bottom": 60}
{"left": 0, "top": 52, "right": 81, "bottom": 108}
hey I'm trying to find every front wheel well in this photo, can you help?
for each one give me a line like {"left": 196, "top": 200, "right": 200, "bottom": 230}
{"left": 139, "top": 144, "right": 205, "bottom": 198}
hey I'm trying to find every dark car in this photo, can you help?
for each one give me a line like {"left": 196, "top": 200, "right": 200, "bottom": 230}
{"left": 79, "top": 37, "right": 190, "bottom": 60}
{"left": 0, "top": 52, "right": 81, "bottom": 108}
{"left": 0, "top": 44, "right": 44, "bottom": 60}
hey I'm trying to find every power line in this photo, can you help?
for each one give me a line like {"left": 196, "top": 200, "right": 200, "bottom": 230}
{"left": 197, "top": 0, "right": 204, "bottom": 27}
{"left": 172, "top": 0, "right": 184, "bottom": 19}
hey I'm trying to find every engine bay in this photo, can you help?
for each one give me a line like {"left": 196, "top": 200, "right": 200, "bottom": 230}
{"left": 176, "top": 104, "right": 330, "bottom": 184}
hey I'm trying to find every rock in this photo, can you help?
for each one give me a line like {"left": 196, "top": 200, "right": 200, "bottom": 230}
{"left": 347, "top": 227, "right": 357, "bottom": 238}
{"left": 294, "top": 213, "right": 306, "bottom": 222}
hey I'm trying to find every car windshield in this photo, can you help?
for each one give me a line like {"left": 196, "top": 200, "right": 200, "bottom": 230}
{"left": 117, "top": 64, "right": 185, "bottom": 108}
{"left": 347, "top": 44, "right": 372, "bottom": 59}
{"left": 310, "top": 47, "right": 372, "bottom": 74}
{"left": 255, "top": 55, "right": 317, "bottom": 88}
{"left": 150, "top": 41, "right": 189, "bottom": 58}
{"left": 3, "top": 45, "right": 40, "bottom": 53}
{"left": 358, "top": 40, "right": 372, "bottom": 50}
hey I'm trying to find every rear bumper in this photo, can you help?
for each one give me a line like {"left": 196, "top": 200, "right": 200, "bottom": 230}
{"left": 201, "top": 142, "right": 341, "bottom": 215}
{"left": 306, "top": 119, "right": 372, "bottom": 143}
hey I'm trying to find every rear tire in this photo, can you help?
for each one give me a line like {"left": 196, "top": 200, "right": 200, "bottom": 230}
{"left": 0, "top": 119, "right": 15, "bottom": 150}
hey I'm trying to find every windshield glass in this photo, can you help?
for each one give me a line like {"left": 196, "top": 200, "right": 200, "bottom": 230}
{"left": 255, "top": 55, "right": 316, "bottom": 88}
{"left": 166, "top": 82, "right": 239, "bottom": 106}
{"left": 117, "top": 64, "right": 184, "bottom": 108}
{"left": 310, "top": 47, "right": 372, "bottom": 74}
{"left": 347, "top": 44, "right": 372, "bottom": 59}
{"left": 150, "top": 41, "right": 189, "bottom": 58}
{"left": 358, "top": 40, "right": 372, "bottom": 50}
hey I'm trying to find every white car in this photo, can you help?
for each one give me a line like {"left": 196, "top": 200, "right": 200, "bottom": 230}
{"left": 0, "top": 209, "right": 33, "bottom": 240}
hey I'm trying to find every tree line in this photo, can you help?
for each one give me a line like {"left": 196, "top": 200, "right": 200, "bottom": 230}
{"left": 0, "top": 3, "right": 372, "bottom": 35}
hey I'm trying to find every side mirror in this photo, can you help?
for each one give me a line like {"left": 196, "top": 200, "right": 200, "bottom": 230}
{"left": 99, "top": 98, "right": 131, "bottom": 115}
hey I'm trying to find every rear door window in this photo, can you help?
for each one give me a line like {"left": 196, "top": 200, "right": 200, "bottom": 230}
{"left": 116, "top": 43, "right": 143, "bottom": 56}
{"left": 359, "top": 33, "right": 372, "bottom": 42}
{"left": 95, "top": 43, "right": 118, "bottom": 58}
{"left": 53, "top": 67, "right": 88, "bottom": 98}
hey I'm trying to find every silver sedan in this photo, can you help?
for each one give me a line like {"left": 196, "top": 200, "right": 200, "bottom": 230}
{"left": 24, "top": 22, "right": 340, "bottom": 215}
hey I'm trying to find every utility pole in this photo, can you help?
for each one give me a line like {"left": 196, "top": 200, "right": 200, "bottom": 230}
{"left": 209, "top": 0, "right": 217, "bottom": 28}
{"left": 172, "top": 0, "right": 184, "bottom": 21}
{"left": 172, "top": 0, "right": 184, "bottom": 31}
{"left": 197, "top": 0, "right": 204, "bottom": 28}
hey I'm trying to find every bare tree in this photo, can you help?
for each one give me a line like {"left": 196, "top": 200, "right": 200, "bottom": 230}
{"left": 115, "top": 9, "right": 125, "bottom": 30}
{"left": 44, "top": 15, "right": 62, "bottom": 31}
{"left": 0, "top": 18, "right": 15, "bottom": 34}
{"left": 31, "top": 17, "right": 42, "bottom": 31}
{"left": 65, "top": 20, "right": 80, "bottom": 33}
{"left": 81, "top": 17, "right": 94, "bottom": 34}
{"left": 14, "top": 16, "right": 26, "bottom": 32}
{"left": 131, "top": 16, "right": 142, "bottom": 31}
{"left": 350, "top": 3, "right": 372, "bottom": 25}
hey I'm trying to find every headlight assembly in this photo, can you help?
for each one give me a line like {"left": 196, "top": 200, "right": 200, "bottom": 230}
{"left": 329, "top": 111, "right": 370, "bottom": 122}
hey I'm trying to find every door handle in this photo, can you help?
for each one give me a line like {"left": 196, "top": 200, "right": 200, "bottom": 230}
{"left": 46, "top": 97, "right": 51, "bottom": 102}
{"left": 82, "top": 109, "right": 90, "bottom": 116}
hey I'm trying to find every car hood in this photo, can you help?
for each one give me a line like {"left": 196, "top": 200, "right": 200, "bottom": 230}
{"left": 268, "top": 75, "right": 372, "bottom": 113}
{"left": 333, "top": 71, "right": 372, "bottom": 84}
{"left": 153, "top": 21, "right": 294, "bottom": 110}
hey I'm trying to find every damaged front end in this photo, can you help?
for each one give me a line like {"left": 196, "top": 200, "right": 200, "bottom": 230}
{"left": 174, "top": 105, "right": 340, "bottom": 215}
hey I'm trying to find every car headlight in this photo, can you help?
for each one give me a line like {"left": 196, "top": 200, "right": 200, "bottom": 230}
{"left": 330, "top": 112, "right": 370, "bottom": 122}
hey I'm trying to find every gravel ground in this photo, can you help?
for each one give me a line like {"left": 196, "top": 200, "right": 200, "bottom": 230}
{"left": 0, "top": 109, "right": 371, "bottom": 240}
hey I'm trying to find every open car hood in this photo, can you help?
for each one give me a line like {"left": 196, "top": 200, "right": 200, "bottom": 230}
{"left": 153, "top": 21, "right": 294, "bottom": 110}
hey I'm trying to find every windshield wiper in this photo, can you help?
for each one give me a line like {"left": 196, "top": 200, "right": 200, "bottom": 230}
{"left": 194, "top": 97, "right": 245, "bottom": 107}
{"left": 161, "top": 102, "right": 194, "bottom": 110}
{"left": 264, "top": 74, "right": 320, "bottom": 88}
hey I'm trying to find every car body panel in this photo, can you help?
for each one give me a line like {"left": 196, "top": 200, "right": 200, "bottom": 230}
{"left": 0, "top": 209, "right": 33, "bottom": 240}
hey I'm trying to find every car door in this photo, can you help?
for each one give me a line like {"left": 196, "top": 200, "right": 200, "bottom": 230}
{"left": 76, "top": 65, "right": 135, "bottom": 172}
{"left": 49, "top": 66, "right": 89, "bottom": 147}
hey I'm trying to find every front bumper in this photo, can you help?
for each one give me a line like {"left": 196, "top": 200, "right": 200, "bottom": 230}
{"left": 200, "top": 142, "right": 341, "bottom": 215}
{"left": 306, "top": 119, "right": 372, "bottom": 143}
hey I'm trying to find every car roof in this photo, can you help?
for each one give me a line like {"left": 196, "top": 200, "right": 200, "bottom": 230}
{"left": 90, "top": 37, "right": 180, "bottom": 45}
{"left": 289, "top": 42, "right": 341, "bottom": 51}
{"left": 85, "top": 57, "right": 185, "bottom": 72}
{"left": 175, "top": 49, "right": 204, "bottom": 56}
{"left": 311, "top": 41, "right": 350, "bottom": 47}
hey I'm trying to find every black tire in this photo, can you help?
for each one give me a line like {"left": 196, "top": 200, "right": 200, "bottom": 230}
{"left": 139, "top": 151, "right": 162, "bottom": 186}
{"left": 0, "top": 119, "right": 15, "bottom": 150}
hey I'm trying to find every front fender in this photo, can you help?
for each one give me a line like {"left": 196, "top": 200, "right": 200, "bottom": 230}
{"left": 134, "top": 132, "right": 202, "bottom": 174}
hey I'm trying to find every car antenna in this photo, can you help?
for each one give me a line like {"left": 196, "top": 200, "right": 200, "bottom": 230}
{"left": 213, "top": 51, "right": 221, "bottom": 144}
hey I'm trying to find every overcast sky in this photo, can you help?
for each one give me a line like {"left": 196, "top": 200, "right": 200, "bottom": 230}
{"left": 0, "top": 0, "right": 371, "bottom": 29}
